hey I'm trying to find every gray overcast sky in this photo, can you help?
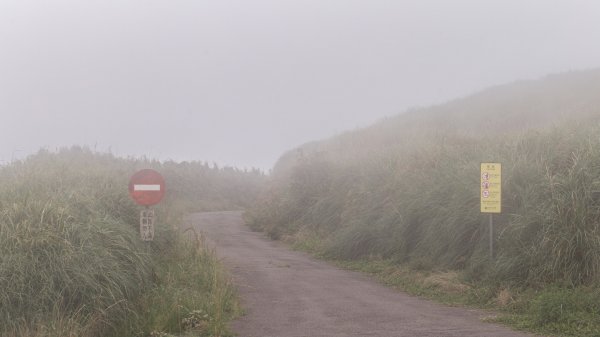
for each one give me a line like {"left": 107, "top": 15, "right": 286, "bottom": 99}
{"left": 1, "top": 0, "right": 600, "bottom": 170}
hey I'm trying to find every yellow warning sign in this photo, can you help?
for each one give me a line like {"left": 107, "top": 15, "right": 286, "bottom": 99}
{"left": 481, "top": 163, "right": 501, "bottom": 213}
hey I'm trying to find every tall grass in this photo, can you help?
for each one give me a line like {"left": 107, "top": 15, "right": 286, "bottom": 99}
{"left": 0, "top": 147, "right": 263, "bottom": 336}
{"left": 248, "top": 70, "right": 600, "bottom": 287}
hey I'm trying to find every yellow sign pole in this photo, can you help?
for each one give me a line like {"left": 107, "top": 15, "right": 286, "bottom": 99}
{"left": 489, "top": 214, "right": 493, "bottom": 259}
{"left": 481, "top": 163, "right": 501, "bottom": 258}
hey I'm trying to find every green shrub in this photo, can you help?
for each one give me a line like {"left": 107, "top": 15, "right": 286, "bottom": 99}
{"left": 0, "top": 147, "right": 259, "bottom": 336}
{"left": 248, "top": 70, "right": 600, "bottom": 286}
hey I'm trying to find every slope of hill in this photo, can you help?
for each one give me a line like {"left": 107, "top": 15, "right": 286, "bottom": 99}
{"left": 248, "top": 69, "right": 600, "bottom": 335}
{"left": 273, "top": 69, "right": 600, "bottom": 176}
{"left": 0, "top": 147, "right": 265, "bottom": 337}
{"left": 250, "top": 68, "right": 600, "bottom": 285}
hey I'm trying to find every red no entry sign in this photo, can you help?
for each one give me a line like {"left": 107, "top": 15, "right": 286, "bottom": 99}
{"left": 128, "top": 169, "right": 166, "bottom": 206}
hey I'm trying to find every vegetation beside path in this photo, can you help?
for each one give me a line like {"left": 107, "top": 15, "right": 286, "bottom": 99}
{"left": 0, "top": 147, "right": 265, "bottom": 337}
{"left": 247, "top": 70, "right": 600, "bottom": 337}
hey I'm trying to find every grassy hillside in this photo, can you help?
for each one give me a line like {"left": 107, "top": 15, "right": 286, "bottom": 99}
{"left": 247, "top": 69, "right": 600, "bottom": 336}
{"left": 0, "top": 147, "right": 265, "bottom": 337}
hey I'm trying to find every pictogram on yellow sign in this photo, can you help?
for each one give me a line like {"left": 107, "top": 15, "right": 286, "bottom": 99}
{"left": 481, "top": 163, "right": 501, "bottom": 213}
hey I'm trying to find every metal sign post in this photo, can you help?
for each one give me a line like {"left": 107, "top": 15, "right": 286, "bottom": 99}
{"left": 489, "top": 214, "right": 494, "bottom": 259}
{"left": 481, "top": 163, "right": 501, "bottom": 259}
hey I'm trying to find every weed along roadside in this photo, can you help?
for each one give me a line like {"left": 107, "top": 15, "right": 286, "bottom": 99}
{"left": 246, "top": 73, "right": 600, "bottom": 337}
{"left": 249, "top": 133, "right": 600, "bottom": 336}
{"left": 251, "top": 137, "right": 600, "bottom": 336}
{"left": 0, "top": 148, "right": 264, "bottom": 337}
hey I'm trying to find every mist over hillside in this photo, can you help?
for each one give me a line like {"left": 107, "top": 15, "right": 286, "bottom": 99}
{"left": 0, "top": 148, "right": 265, "bottom": 335}
{"left": 252, "top": 68, "right": 600, "bottom": 289}
{"left": 273, "top": 69, "right": 600, "bottom": 175}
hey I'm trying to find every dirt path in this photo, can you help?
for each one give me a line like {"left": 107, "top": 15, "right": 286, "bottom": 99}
{"left": 187, "top": 211, "right": 531, "bottom": 337}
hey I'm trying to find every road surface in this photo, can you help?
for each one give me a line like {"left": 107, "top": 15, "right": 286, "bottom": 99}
{"left": 187, "top": 211, "right": 531, "bottom": 337}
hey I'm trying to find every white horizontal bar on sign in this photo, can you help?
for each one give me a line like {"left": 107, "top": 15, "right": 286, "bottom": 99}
{"left": 134, "top": 184, "right": 161, "bottom": 191}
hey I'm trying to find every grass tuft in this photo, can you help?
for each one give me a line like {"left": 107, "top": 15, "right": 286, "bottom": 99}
{"left": 0, "top": 147, "right": 260, "bottom": 336}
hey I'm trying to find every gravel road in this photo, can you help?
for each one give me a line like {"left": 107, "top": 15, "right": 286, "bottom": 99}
{"left": 187, "top": 211, "right": 532, "bottom": 337}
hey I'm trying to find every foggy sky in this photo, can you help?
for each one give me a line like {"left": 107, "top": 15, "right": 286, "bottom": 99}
{"left": 1, "top": 0, "right": 600, "bottom": 170}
